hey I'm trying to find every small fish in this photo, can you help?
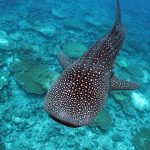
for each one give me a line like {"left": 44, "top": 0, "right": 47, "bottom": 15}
{"left": 44, "top": 0, "right": 139, "bottom": 127}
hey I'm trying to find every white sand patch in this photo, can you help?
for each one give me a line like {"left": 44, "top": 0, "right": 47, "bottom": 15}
{"left": 0, "top": 38, "right": 9, "bottom": 46}
{"left": 131, "top": 92, "right": 150, "bottom": 111}
{"left": 143, "top": 69, "right": 150, "bottom": 83}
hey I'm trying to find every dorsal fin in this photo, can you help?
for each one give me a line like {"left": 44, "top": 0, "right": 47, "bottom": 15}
{"left": 57, "top": 51, "right": 74, "bottom": 69}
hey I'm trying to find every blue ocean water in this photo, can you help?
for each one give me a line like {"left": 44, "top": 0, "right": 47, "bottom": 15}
{"left": 0, "top": 0, "right": 150, "bottom": 149}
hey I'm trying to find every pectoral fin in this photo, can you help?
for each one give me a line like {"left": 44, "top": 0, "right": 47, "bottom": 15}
{"left": 57, "top": 51, "right": 74, "bottom": 69}
{"left": 111, "top": 76, "right": 140, "bottom": 90}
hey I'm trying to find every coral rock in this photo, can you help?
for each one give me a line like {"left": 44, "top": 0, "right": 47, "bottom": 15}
{"left": 85, "top": 16, "right": 101, "bottom": 27}
{"left": 93, "top": 107, "right": 112, "bottom": 130}
{"left": 13, "top": 61, "right": 60, "bottom": 94}
{"left": 63, "top": 18, "right": 83, "bottom": 29}
{"left": 133, "top": 127, "right": 150, "bottom": 150}
{"left": 126, "top": 64, "right": 144, "bottom": 78}
{"left": 63, "top": 42, "right": 87, "bottom": 58}
{"left": 0, "top": 70, "right": 9, "bottom": 90}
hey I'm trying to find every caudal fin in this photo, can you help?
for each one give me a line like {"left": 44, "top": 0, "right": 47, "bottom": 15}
{"left": 79, "top": 0, "right": 125, "bottom": 70}
{"left": 115, "top": 0, "right": 121, "bottom": 25}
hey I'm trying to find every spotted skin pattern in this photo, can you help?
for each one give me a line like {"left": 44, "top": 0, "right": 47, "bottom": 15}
{"left": 45, "top": 0, "right": 139, "bottom": 127}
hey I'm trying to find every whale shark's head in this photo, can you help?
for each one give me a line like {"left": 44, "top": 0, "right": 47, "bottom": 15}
{"left": 45, "top": 66, "right": 109, "bottom": 127}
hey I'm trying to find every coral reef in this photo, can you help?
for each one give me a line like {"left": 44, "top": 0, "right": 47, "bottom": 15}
{"left": 0, "top": 137, "right": 6, "bottom": 150}
{"left": 52, "top": 8, "right": 67, "bottom": 19}
{"left": 0, "top": 30, "right": 16, "bottom": 52}
{"left": 63, "top": 42, "right": 87, "bottom": 58}
{"left": 0, "top": 69, "right": 9, "bottom": 90}
{"left": 126, "top": 64, "right": 144, "bottom": 78}
{"left": 133, "top": 127, "right": 150, "bottom": 150}
{"left": 93, "top": 108, "right": 113, "bottom": 130}
{"left": 33, "top": 23, "right": 56, "bottom": 38}
{"left": 0, "top": 53, "right": 6, "bottom": 66}
{"left": 112, "top": 91, "right": 135, "bottom": 115}
{"left": 15, "top": 71, "right": 46, "bottom": 94}
{"left": 63, "top": 18, "right": 83, "bottom": 30}
{"left": 12, "top": 60, "right": 60, "bottom": 94}
{"left": 116, "top": 55, "right": 128, "bottom": 68}
{"left": 85, "top": 16, "right": 101, "bottom": 27}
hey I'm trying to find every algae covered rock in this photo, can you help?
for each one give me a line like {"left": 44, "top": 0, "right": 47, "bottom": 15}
{"left": 9, "top": 31, "right": 22, "bottom": 41}
{"left": 0, "top": 30, "right": 17, "bottom": 51}
{"left": 0, "top": 137, "right": 6, "bottom": 150}
{"left": 120, "top": 98, "right": 135, "bottom": 116}
{"left": 93, "top": 107, "right": 112, "bottom": 130}
{"left": 0, "top": 53, "right": 6, "bottom": 66}
{"left": 145, "top": 141, "right": 150, "bottom": 150}
{"left": 12, "top": 61, "right": 32, "bottom": 73}
{"left": 133, "top": 127, "right": 150, "bottom": 150}
{"left": 34, "top": 23, "right": 56, "bottom": 37}
{"left": 85, "top": 16, "right": 101, "bottom": 27}
{"left": 32, "top": 66, "right": 59, "bottom": 90}
{"left": 15, "top": 71, "right": 46, "bottom": 94}
{"left": 112, "top": 91, "right": 135, "bottom": 115}
{"left": 63, "top": 18, "right": 83, "bottom": 29}
{"left": 112, "top": 91, "right": 127, "bottom": 102}
{"left": 13, "top": 61, "right": 60, "bottom": 94}
{"left": 63, "top": 42, "right": 87, "bottom": 58}
{"left": 0, "top": 30, "right": 7, "bottom": 38}
{"left": 0, "top": 70, "right": 9, "bottom": 90}
{"left": 0, "top": 38, "right": 17, "bottom": 51}
{"left": 116, "top": 55, "right": 128, "bottom": 68}
{"left": 52, "top": 8, "right": 66, "bottom": 18}
{"left": 117, "top": 70, "right": 131, "bottom": 80}
{"left": 126, "top": 64, "right": 144, "bottom": 78}
{"left": 145, "top": 61, "right": 150, "bottom": 73}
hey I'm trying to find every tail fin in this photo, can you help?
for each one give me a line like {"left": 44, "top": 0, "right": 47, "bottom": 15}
{"left": 115, "top": 0, "right": 121, "bottom": 25}
{"left": 79, "top": 0, "right": 124, "bottom": 70}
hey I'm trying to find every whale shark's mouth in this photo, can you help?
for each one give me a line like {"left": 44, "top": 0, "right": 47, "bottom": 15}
{"left": 48, "top": 114, "right": 80, "bottom": 128}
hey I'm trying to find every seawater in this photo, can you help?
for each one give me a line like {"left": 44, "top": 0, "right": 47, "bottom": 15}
{"left": 0, "top": 0, "right": 150, "bottom": 150}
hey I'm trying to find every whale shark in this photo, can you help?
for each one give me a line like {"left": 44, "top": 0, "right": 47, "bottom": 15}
{"left": 44, "top": 0, "right": 139, "bottom": 127}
